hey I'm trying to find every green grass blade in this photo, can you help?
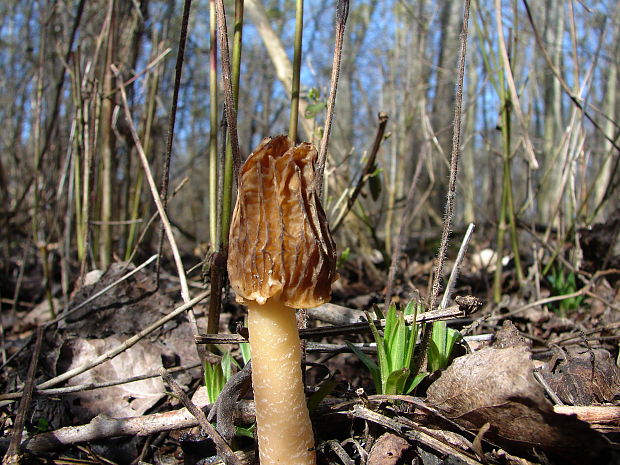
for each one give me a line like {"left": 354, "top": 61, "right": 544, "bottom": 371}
{"left": 404, "top": 372, "right": 427, "bottom": 394}
{"left": 384, "top": 368, "right": 409, "bottom": 395}
{"left": 307, "top": 378, "right": 338, "bottom": 413}
{"left": 366, "top": 313, "right": 390, "bottom": 392}
{"left": 387, "top": 312, "right": 407, "bottom": 373}
{"left": 345, "top": 340, "right": 382, "bottom": 393}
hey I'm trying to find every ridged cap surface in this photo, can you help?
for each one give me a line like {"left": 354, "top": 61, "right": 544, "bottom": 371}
{"left": 228, "top": 135, "right": 337, "bottom": 308}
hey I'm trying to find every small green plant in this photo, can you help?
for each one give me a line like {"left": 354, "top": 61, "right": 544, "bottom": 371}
{"left": 347, "top": 300, "right": 465, "bottom": 395}
{"left": 427, "top": 321, "right": 462, "bottom": 373}
{"left": 346, "top": 301, "right": 426, "bottom": 395}
{"left": 34, "top": 417, "right": 51, "bottom": 434}
{"left": 204, "top": 351, "right": 236, "bottom": 404}
{"left": 304, "top": 87, "right": 327, "bottom": 119}
{"left": 546, "top": 264, "right": 585, "bottom": 316}
{"left": 203, "top": 350, "right": 255, "bottom": 439}
{"left": 336, "top": 247, "right": 351, "bottom": 268}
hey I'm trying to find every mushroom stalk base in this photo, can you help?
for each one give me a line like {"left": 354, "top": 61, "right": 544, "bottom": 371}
{"left": 248, "top": 299, "right": 316, "bottom": 465}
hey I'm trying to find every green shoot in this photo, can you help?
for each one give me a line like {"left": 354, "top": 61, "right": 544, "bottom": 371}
{"left": 336, "top": 247, "right": 351, "bottom": 268}
{"left": 204, "top": 351, "right": 237, "bottom": 404}
{"left": 545, "top": 264, "right": 585, "bottom": 316}
{"left": 346, "top": 301, "right": 426, "bottom": 395}
{"left": 427, "top": 321, "right": 462, "bottom": 373}
{"left": 239, "top": 340, "right": 252, "bottom": 366}
{"left": 307, "top": 378, "right": 338, "bottom": 414}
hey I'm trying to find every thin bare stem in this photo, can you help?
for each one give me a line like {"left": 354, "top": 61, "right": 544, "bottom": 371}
{"left": 288, "top": 0, "right": 304, "bottom": 142}
{"left": 157, "top": 0, "right": 193, "bottom": 277}
{"left": 2, "top": 327, "right": 43, "bottom": 463}
{"left": 215, "top": 0, "right": 242, "bottom": 180}
{"left": 221, "top": 0, "right": 244, "bottom": 248}
{"left": 317, "top": 0, "right": 349, "bottom": 193}
{"left": 209, "top": 0, "right": 219, "bottom": 248}
{"left": 1, "top": 363, "right": 202, "bottom": 402}
{"left": 440, "top": 223, "right": 475, "bottom": 310}
{"left": 112, "top": 65, "right": 200, "bottom": 341}
{"left": 413, "top": 0, "right": 471, "bottom": 376}
{"left": 160, "top": 368, "right": 241, "bottom": 465}
{"left": 332, "top": 113, "right": 388, "bottom": 231}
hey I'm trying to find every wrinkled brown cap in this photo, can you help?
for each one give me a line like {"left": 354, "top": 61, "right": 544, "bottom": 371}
{"left": 227, "top": 135, "right": 338, "bottom": 309}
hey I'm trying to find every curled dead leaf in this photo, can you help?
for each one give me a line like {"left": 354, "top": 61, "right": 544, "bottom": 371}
{"left": 427, "top": 347, "right": 609, "bottom": 463}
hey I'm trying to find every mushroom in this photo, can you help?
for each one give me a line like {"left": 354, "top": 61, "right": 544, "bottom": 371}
{"left": 228, "top": 135, "right": 337, "bottom": 465}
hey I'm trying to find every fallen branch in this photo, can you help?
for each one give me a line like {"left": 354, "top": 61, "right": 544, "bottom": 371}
{"left": 195, "top": 304, "right": 468, "bottom": 345}
{"left": 19, "top": 394, "right": 255, "bottom": 455}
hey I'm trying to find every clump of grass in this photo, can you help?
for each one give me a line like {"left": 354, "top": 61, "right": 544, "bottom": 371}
{"left": 545, "top": 264, "right": 585, "bottom": 316}
{"left": 347, "top": 301, "right": 464, "bottom": 395}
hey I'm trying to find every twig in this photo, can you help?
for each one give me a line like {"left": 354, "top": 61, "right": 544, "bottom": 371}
{"left": 0, "top": 363, "right": 202, "bottom": 403}
{"left": 215, "top": 0, "right": 242, "bottom": 180}
{"left": 384, "top": 146, "right": 427, "bottom": 308}
{"left": 107, "top": 47, "right": 172, "bottom": 97}
{"left": 332, "top": 113, "right": 389, "bottom": 231}
{"left": 157, "top": 0, "right": 193, "bottom": 278}
{"left": 2, "top": 327, "right": 44, "bottom": 465}
{"left": 33, "top": 290, "right": 209, "bottom": 392}
{"left": 46, "top": 254, "right": 158, "bottom": 327}
{"left": 522, "top": 0, "right": 620, "bottom": 152}
{"left": 317, "top": 0, "right": 349, "bottom": 191}
{"left": 439, "top": 223, "right": 475, "bottom": 310}
{"left": 159, "top": 368, "right": 240, "bottom": 465}
{"left": 20, "top": 397, "right": 255, "bottom": 455}
{"left": 413, "top": 0, "right": 471, "bottom": 377}
{"left": 195, "top": 304, "right": 466, "bottom": 345}
{"left": 125, "top": 178, "right": 190, "bottom": 266}
{"left": 111, "top": 64, "right": 201, "bottom": 344}
{"left": 350, "top": 405, "right": 482, "bottom": 465}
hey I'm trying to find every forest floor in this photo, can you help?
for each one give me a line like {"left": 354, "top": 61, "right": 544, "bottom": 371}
{"left": 1, "top": 220, "right": 619, "bottom": 465}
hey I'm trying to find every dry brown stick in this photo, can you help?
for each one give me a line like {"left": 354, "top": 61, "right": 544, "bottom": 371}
{"left": 413, "top": 0, "right": 471, "bottom": 377}
{"left": 316, "top": 0, "right": 349, "bottom": 192}
{"left": 111, "top": 64, "right": 202, "bottom": 352}
{"left": 350, "top": 405, "right": 482, "bottom": 465}
{"left": 332, "top": 112, "right": 389, "bottom": 231}
{"left": 31, "top": 290, "right": 209, "bottom": 392}
{"left": 159, "top": 368, "right": 241, "bottom": 465}
{"left": 20, "top": 397, "right": 255, "bottom": 455}
{"left": 157, "top": 0, "right": 193, "bottom": 279}
{"left": 214, "top": 0, "right": 242, "bottom": 180}
{"left": 0, "top": 363, "right": 202, "bottom": 403}
{"left": 553, "top": 405, "right": 620, "bottom": 432}
{"left": 3, "top": 326, "right": 44, "bottom": 465}
{"left": 195, "top": 304, "right": 465, "bottom": 345}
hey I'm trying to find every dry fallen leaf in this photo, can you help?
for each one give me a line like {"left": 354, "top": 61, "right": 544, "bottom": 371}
{"left": 61, "top": 337, "right": 165, "bottom": 420}
{"left": 366, "top": 433, "right": 412, "bottom": 465}
{"left": 427, "top": 346, "right": 609, "bottom": 464}
{"left": 541, "top": 348, "right": 620, "bottom": 405}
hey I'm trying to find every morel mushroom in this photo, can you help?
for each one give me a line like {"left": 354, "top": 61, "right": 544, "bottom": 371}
{"left": 228, "top": 135, "right": 337, "bottom": 465}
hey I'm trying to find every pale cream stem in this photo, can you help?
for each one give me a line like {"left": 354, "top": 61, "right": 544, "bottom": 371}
{"left": 247, "top": 298, "right": 316, "bottom": 465}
